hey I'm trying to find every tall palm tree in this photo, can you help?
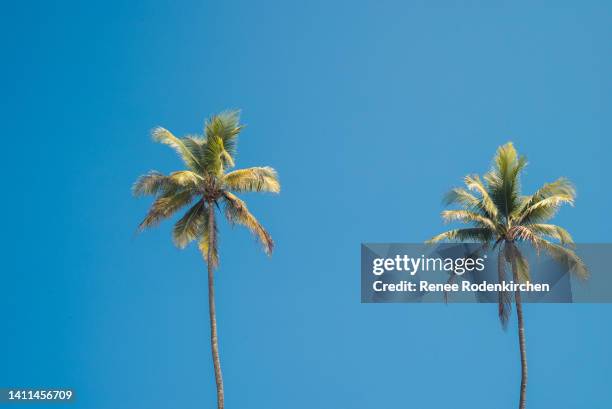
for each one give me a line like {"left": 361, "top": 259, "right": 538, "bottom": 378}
{"left": 428, "top": 142, "right": 587, "bottom": 409}
{"left": 133, "top": 111, "right": 280, "bottom": 409}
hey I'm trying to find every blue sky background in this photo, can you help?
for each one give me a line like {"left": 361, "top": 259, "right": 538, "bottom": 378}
{"left": 2, "top": 1, "right": 611, "bottom": 408}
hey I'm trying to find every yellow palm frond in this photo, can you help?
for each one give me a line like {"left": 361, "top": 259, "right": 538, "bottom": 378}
{"left": 441, "top": 210, "right": 498, "bottom": 231}
{"left": 168, "top": 170, "right": 204, "bottom": 189}
{"left": 514, "top": 178, "right": 575, "bottom": 223}
{"left": 224, "top": 167, "right": 280, "bottom": 193}
{"left": 133, "top": 171, "right": 177, "bottom": 197}
{"left": 525, "top": 223, "right": 574, "bottom": 246}
{"left": 222, "top": 192, "right": 273, "bottom": 254}
{"left": 203, "top": 135, "right": 227, "bottom": 176}
{"left": 204, "top": 110, "right": 243, "bottom": 157}
{"left": 138, "top": 190, "right": 194, "bottom": 231}
{"left": 152, "top": 127, "right": 203, "bottom": 171}
{"left": 173, "top": 200, "right": 206, "bottom": 248}
{"left": 535, "top": 238, "right": 588, "bottom": 279}
{"left": 463, "top": 175, "right": 499, "bottom": 219}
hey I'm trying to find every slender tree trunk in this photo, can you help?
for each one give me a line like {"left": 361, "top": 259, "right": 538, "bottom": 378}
{"left": 510, "top": 245, "right": 527, "bottom": 409}
{"left": 514, "top": 293, "right": 527, "bottom": 409}
{"left": 207, "top": 204, "right": 224, "bottom": 409}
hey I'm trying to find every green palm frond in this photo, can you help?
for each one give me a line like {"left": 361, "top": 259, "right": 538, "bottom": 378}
{"left": 137, "top": 111, "right": 277, "bottom": 266}
{"left": 525, "top": 223, "right": 574, "bottom": 246}
{"left": 441, "top": 210, "right": 498, "bottom": 231}
{"left": 508, "top": 225, "right": 539, "bottom": 247}
{"left": 426, "top": 228, "right": 494, "bottom": 244}
{"left": 485, "top": 143, "right": 527, "bottom": 220}
{"left": 534, "top": 238, "right": 588, "bottom": 279}
{"left": 514, "top": 178, "right": 575, "bottom": 224}
{"left": 222, "top": 192, "right": 273, "bottom": 254}
{"left": 204, "top": 110, "right": 243, "bottom": 158}
{"left": 133, "top": 171, "right": 177, "bottom": 197}
{"left": 173, "top": 200, "right": 206, "bottom": 248}
{"left": 431, "top": 142, "right": 585, "bottom": 330}
{"left": 182, "top": 136, "right": 207, "bottom": 167}
{"left": 463, "top": 175, "right": 499, "bottom": 219}
{"left": 527, "top": 196, "right": 573, "bottom": 221}
{"left": 138, "top": 190, "right": 194, "bottom": 231}
{"left": 168, "top": 170, "right": 204, "bottom": 189}
{"left": 151, "top": 127, "right": 203, "bottom": 172}
{"left": 224, "top": 167, "right": 280, "bottom": 193}
{"left": 204, "top": 135, "right": 232, "bottom": 176}
{"left": 443, "top": 188, "right": 484, "bottom": 210}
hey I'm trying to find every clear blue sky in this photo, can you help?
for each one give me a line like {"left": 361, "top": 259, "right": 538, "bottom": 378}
{"left": 2, "top": 1, "right": 611, "bottom": 408}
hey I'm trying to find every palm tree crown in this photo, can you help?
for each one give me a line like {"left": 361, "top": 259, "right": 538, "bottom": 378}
{"left": 428, "top": 142, "right": 587, "bottom": 409}
{"left": 428, "top": 142, "right": 587, "bottom": 321}
{"left": 133, "top": 110, "right": 280, "bottom": 265}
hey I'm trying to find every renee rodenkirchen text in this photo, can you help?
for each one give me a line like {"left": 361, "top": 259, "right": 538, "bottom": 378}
{"left": 370, "top": 255, "right": 550, "bottom": 294}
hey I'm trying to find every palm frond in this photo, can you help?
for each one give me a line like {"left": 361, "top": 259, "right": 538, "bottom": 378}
{"left": 133, "top": 171, "right": 176, "bottom": 197}
{"left": 138, "top": 190, "right": 194, "bottom": 231}
{"left": 443, "top": 188, "right": 483, "bottom": 210}
{"left": 151, "top": 127, "right": 203, "bottom": 171}
{"left": 441, "top": 210, "right": 498, "bottom": 231}
{"left": 508, "top": 225, "right": 540, "bottom": 248}
{"left": 463, "top": 175, "right": 499, "bottom": 219}
{"left": 168, "top": 170, "right": 204, "bottom": 189}
{"left": 203, "top": 135, "right": 230, "bottom": 176}
{"left": 486, "top": 142, "right": 526, "bottom": 219}
{"left": 172, "top": 200, "right": 206, "bottom": 248}
{"left": 222, "top": 192, "right": 274, "bottom": 254}
{"left": 224, "top": 167, "right": 280, "bottom": 193}
{"left": 182, "top": 136, "right": 207, "bottom": 168}
{"left": 426, "top": 228, "right": 494, "bottom": 244}
{"left": 525, "top": 223, "right": 574, "bottom": 246}
{"left": 514, "top": 178, "right": 575, "bottom": 223}
{"left": 535, "top": 238, "right": 588, "bottom": 279}
{"left": 204, "top": 110, "right": 243, "bottom": 158}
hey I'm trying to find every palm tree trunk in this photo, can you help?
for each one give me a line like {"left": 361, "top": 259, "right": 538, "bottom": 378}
{"left": 510, "top": 247, "right": 527, "bottom": 409}
{"left": 207, "top": 204, "right": 224, "bottom": 409}
{"left": 514, "top": 292, "right": 527, "bottom": 409}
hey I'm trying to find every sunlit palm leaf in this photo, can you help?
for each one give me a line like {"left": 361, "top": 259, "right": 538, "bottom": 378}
{"left": 525, "top": 224, "right": 574, "bottom": 246}
{"left": 138, "top": 190, "right": 194, "bottom": 231}
{"left": 204, "top": 135, "right": 229, "bottom": 176}
{"left": 151, "top": 127, "right": 203, "bottom": 172}
{"left": 535, "top": 238, "right": 588, "bottom": 279}
{"left": 441, "top": 210, "right": 497, "bottom": 231}
{"left": 514, "top": 178, "right": 575, "bottom": 224}
{"left": 222, "top": 192, "right": 273, "bottom": 254}
{"left": 204, "top": 110, "right": 243, "bottom": 157}
{"left": 463, "top": 175, "right": 499, "bottom": 219}
{"left": 173, "top": 200, "right": 206, "bottom": 248}
{"left": 168, "top": 170, "right": 204, "bottom": 190}
{"left": 132, "top": 171, "right": 178, "bottom": 197}
{"left": 224, "top": 167, "right": 280, "bottom": 193}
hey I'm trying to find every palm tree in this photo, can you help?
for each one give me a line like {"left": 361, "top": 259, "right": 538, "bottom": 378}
{"left": 133, "top": 111, "right": 280, "bottom": 409}
{"left": 428, "top": 142, "right": 587, "bottom": 409}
